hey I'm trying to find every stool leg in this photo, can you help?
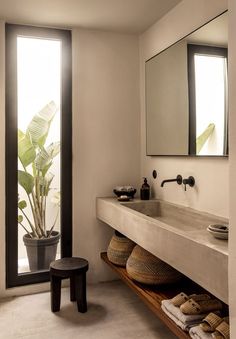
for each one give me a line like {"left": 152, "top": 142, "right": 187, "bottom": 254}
{"left": 50, "top": 275, "right": 61, "bottom": 312}
{"left": 75, "top": 273, "right": 87, "bottom": 313}
{"left": 70, "top": 275, "right": 76, "bottom": 302}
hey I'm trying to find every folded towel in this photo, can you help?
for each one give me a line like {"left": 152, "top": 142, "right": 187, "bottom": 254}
{"left": 189, "top": 325, "right": 212, "bottom": 339}
{"left": 161, "top": 300, "right": 207, "bottom": 332}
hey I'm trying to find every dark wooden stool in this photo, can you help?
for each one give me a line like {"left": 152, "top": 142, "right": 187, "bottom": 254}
{"left": 50, "top": 257, "right": 89, "bottom": 313}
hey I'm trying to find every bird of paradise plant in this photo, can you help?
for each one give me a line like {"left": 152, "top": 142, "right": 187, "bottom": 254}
{"left": 18, "top": 101, "right": 60, "bottom": 239}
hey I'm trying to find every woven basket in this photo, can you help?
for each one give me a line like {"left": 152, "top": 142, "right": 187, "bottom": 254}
{"left": 107, "top": 233, "right": 136, "bottom": 267}
{"left": 126, "top": 245, "right": 182, "bottom": 285}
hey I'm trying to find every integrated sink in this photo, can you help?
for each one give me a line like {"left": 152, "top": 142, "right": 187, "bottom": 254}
{"left": 96, "top": 198, "right": 229, "bottom": 304}
{"left": 122, "top": 200, "right": 226, "bottom": 233}
{"left": 122, "top": 200, "right": 161, "bottom": 217}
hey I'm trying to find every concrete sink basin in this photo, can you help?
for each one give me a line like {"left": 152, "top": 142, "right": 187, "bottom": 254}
{"left": 122, "top": 200, "right": 222, "bottom": 232}
{"left": 96, "top": 198, "right": 229, "bottom": 303}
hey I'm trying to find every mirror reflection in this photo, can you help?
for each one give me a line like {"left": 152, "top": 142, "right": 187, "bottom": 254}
{"left": 145, "top": 11, "right": 228, "bottom": 156}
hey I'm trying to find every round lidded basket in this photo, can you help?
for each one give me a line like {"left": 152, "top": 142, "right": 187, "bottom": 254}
{"left": 126, "top": 245, "right": 183, "bottom": 285}
{"left": 107, "top": 231, "right": 136, "bottom": 267}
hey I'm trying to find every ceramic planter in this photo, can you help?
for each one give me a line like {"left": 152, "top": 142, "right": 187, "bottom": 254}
{"left": 23, "top": 231, "right": 60, "bottom": 271}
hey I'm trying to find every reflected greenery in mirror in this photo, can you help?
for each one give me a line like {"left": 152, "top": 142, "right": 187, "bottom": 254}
{"left": 145, "top": 11, "right": 228, "bottom": 156}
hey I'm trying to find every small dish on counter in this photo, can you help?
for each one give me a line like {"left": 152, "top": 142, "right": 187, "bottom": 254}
{"left": 207, "top": 224, "right": 229, "bottom": 240}
{"left": 113, "top": 186, "right": 136, "bottom": 200}
{"left": 208, "top": 224, "right": 229, "bottom": 233}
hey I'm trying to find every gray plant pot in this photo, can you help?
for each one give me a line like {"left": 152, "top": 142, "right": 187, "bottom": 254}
{"left": 23, "top": 231, "right": 60, "bottom": 272}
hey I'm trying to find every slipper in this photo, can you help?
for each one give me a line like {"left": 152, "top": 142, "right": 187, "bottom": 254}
{"left": 171, "top": 292, "right": 211, "bottom": 307}
{"left": 200, "top": 313, "right": 223, "bottom": 332}
{"left": 171, "top": 292, "right": 189, "bottom": 306}
{"left": 180, "top": 298, "right": 222, "bottom": 315}
{"left": 212, "top": 320, "right": 230, "bottom": 339}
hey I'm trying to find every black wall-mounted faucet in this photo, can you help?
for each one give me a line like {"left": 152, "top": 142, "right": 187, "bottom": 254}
{"left": 161, "top": 175, "right": 183, "bottom": 187}
{"left": 183, "top": 176, "right": 195, "bottom": 191}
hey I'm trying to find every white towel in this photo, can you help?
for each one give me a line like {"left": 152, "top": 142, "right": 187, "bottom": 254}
{"left": 189, "top": 325, "right": 212, "bottom": 339}
{"left": 161, "top": 300, "right": 207, "bottom": 332}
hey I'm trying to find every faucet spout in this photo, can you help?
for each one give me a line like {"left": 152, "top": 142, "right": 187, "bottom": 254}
{"left": 161, "top": 175, "right": 182, "bottom": 187}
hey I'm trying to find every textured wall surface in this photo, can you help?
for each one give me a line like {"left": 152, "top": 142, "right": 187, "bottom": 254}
{"left": 72, "top": 29, "right": 140, "bottom": 283}
{"left": 139, "top": 0, "right": 228, "bottom": 218}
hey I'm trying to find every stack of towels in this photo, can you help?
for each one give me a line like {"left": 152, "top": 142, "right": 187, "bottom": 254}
{"left": 189, "top": 313, "right": 229, "bottom": 339}
{"left": 161, "top": 299, "right": 209, "bottom": 332}
{"left": 161, "top": 292, "right": 224, "bottom": 337}
{"left": 189, "top": 325, "right": 214, "bottom": 339}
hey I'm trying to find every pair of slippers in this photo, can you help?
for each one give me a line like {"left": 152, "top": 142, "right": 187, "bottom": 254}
{"left": 171, "top": 292, "right": 223, "bottom": 315}
{"left": 200, "top": 312, "right": 229, "bottom": 339}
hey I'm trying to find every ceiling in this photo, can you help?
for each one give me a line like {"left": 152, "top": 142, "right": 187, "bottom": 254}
{"left": 0, "top": 0, "right": 181, "bottom": 34}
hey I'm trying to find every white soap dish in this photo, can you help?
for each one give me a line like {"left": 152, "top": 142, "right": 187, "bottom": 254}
{"left": 208, "top": 223, "right": 229, "bottom": 233}
{"left": 207, "top": 224, "right": 229, "bottom": 240}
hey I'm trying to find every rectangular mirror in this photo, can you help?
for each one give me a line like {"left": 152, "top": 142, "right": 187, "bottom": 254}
{"left": 145, "top": 11, "right": 228, "bottom": 156}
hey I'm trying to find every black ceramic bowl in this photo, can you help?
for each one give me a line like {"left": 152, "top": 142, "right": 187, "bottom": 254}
{"left": 113, "top": 188, "right": 136, "bottom": 198}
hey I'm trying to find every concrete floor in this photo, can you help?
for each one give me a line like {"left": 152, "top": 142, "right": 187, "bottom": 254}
{"left": 0, "top": 281, "right": 177, "bottom": 339}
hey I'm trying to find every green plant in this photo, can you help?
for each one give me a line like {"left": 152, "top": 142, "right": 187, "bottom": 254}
{"left": 196, "top": 123, "right": 215, "bottom": 154}
{"left": 18, "top": 101, "right": 60, "bottom": 239}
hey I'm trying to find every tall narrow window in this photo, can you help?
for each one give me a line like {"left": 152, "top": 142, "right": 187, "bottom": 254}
{"left": 188, "top": 44, "right": 228, "bottom": 156}
{"left": 6, "top": 25, "right": 72, "bottom": 287}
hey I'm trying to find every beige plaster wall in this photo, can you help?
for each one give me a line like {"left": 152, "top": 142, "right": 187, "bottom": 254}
{"left": 139, "top": 0, "right": 229, "bottom": 218}
{"left": 72, "top": 29, "right": 140, "bottom": 283}
{"left": 0, "top": 27, "right": 140, "bottom": 297}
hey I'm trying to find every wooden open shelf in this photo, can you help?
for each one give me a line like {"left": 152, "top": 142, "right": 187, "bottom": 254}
{"left": 100, "top": 252, "right": 209, "bottom": 339}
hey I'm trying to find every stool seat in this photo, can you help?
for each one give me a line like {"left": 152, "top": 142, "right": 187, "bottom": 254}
{"left": 50, "top": 257, "right": 89, "bottom": 313}
{"left": 50, "top": 257, "right": 88, "bottom": 274}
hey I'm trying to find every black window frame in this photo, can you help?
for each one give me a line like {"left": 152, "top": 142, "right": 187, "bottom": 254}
{"left": 6, "top": 24, "right": 72, "bottom": 288}
{"left": 187, "top": 44, "right": 228, "bottom": 155}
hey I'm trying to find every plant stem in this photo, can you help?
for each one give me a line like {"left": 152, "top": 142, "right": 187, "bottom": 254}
{"left": 44, "top": 187, "right": 47, "bottom": 233}
{"left": 19, "top": 208, "right": 37, "bottom": 237}
{"left": 19, "top": 222, "right": 33, "bottom": 238}
{"left": 30, "top": 201, "right": 40, "bottom": 237}
{"left": 48, "top": 208, "right": 59, "bottom": 237}
{"left": 19, "top": 162, "right": 40, "bottom": 238}
{"left": 41, "top": 183, "right": 45, "bottom": 232}
{"left": 35, "top": 174, "right": 45, "bottom": 236}
{"left": 31, "top": 191, "right": 43, "bottom": 237}
{"left": 27, "top": 193, "right": 41, "bottom": 237}
{"left": 36, "top": 173, "right": 43, "bottom": 225}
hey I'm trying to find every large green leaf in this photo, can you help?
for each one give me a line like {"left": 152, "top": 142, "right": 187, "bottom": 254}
{"left": 18, "top": 130, "right": 36, "bottom": 167}
{"left": 47, "top": 142, "right": 60, "bottom": 158}
{"left": 26, "top": 101, "right": 58, "bottom": 148}
{"left": 18, "top": 200, "right": 27, "bottom": 209}
{"left": 18, "top": 215, "right": 23, "bottom": 223}
{"left": 35, "top": 142, "right": 60, "bottom": 174}
{"left": 35, "top": 147, "right": 52, "bottom": 172}
{"left": 18, "top": 170, "right": 34, "bottom": 194}
{"left": 196, "top": 123, "right": 215, "bottom": 154}
{"left": 39, "top": 172, "right": 54, "bottom": 196}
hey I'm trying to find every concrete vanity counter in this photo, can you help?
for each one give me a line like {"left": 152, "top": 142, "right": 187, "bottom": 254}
{"left": 96, "top": 198, "right": 229, "bottom": 304}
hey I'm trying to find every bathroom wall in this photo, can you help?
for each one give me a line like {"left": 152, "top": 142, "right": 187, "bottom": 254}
{"left": 139, "top": 0, "right": 229, "bottom": 218}
{"left": 0, "top": 27, "right": 140, "bottom": 297}
{"left": 72, "top": 29, "right": 140, "bottom": 283}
